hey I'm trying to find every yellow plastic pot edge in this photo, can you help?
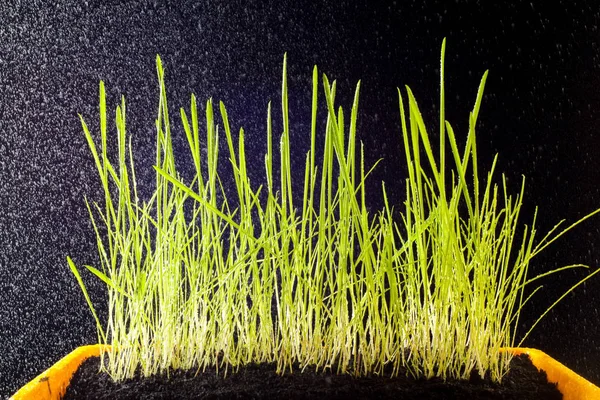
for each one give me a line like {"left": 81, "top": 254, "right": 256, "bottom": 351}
{"left": 11, "top": 346, "right": 599, "bottom": 400}
{"left": 501, "top": 347, "right": 600, "bottom": 400}
{"left": 10, "top": 344, "right": 111, "bottom": 400}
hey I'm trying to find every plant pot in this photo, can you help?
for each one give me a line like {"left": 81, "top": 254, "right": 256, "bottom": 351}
{"left": 10, "top": 345, "right": 110, "bottom": 400}
{"left": 11, "top": 345, "right": 599, "bottom": 400}
{"left": 501, "top": 347, "right": 600, "bottom": 400}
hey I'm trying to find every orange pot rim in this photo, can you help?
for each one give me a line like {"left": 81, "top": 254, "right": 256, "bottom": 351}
{"left": 11, "top": 345, "right": 600, "bottom": 400}
{"left": 501, "top": 347, "right": 600, "bottom": 400}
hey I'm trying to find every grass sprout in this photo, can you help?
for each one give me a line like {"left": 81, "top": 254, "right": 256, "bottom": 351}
{"left": 68, "top": 39, "right": 600, "bottom": 383}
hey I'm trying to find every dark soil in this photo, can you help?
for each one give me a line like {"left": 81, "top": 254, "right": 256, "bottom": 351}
{"left": 63, "top": 354, "right": 561, "bottom": 400}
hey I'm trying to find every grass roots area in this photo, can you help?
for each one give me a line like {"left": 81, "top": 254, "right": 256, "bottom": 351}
{"left": 63, "top": 354, "right": 561, "bottom": 400}
{"left": 68, "top": 39, "right": 600, "bottom": 386}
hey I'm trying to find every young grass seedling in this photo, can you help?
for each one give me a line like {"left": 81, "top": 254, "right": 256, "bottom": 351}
{"left": 69, "top": 39, "right": 600, "bottom": 383}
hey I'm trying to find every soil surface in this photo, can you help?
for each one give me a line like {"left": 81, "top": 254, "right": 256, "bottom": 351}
{"left": 63, "top": 354, "right": 561, "bottom": 399}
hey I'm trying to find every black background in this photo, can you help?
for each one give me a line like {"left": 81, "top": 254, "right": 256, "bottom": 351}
{"left": 1, "top": 0, "right": 599, "bottom": 397}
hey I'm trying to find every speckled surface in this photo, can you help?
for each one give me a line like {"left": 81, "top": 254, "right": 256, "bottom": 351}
{"left": 1, "top": 1, "right": 599, "bottom": 397}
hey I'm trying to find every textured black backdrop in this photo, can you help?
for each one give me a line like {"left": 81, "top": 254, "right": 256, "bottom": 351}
{"left": 1, "top": 0, "right": 599, "bottom": 397}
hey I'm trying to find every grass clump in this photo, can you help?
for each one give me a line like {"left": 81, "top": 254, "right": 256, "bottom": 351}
{"left": 68, "top": 39, "right": 600, "bottom": 383}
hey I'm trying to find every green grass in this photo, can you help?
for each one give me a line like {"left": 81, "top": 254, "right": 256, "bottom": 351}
{"left": 68, "top": 39, "right": 600, "bottom": 383}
